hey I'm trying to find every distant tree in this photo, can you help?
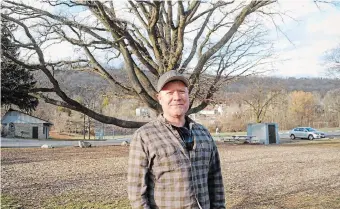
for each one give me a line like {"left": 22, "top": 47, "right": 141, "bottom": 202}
{"left": 1, "top": 20, "right": 38, "bottom": 112}
{"left": 323, "top": 45, "right": 340, "bottom": 78}
{"left": 313, "top": 1, "right": 340, "bottom": 78}
{"left": 288, "top": 91, "right": 317, "bottom": 126}
{"left": 241, "top": 78, "right": 283, "bottom": 123}
{"left": 323, "top": 89, "right": 340, "bottom": 127}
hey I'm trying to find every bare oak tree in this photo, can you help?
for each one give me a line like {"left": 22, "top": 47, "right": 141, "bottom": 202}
{"left": 241, "top": 78, "right": 282, "bottom": 123}
{"left": 1, "top": 0, "right": 277, "bottom": 128}
{"left": 323, "top": 89, "right": 340, "bottom": 127}
{"left": 288, "top": 91, "right": 318, "bottom": 126}
{"left": 314, "top": 0, "right": 340, "bottom": 78}
{"left": 323, "top": 45, "right": 340, "bottom": 78}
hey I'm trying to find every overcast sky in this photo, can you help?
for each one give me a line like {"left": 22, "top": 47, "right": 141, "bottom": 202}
{"left": 269, "top": 0, "right": 340, "bottom": 78}
{"left": 18, "top": 0, "right": 340, "bottom": 79}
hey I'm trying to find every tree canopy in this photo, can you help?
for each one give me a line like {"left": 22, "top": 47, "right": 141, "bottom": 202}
{"left": 240, "top": 78, "right": 283, "bottom": 123}
{"left": 1, "top": 19, "right": 38, "bottom": 112}
{"left": 1, "top": 0, "right": 278, "bottom": 128}
{"left": 324, "top": 45, "right": 340, "bottom": 78}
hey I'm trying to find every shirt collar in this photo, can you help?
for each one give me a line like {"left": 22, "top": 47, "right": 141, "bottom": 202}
{"left": 157, "top": 114, "right": 195, "bottom": 129}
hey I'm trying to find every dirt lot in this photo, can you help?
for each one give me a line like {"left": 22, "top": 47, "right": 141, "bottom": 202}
{"left": 1, "top": 140, "right": 340, "bottom": 209}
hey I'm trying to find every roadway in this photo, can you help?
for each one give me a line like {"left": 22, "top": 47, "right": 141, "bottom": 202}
{"left": 1, "top": 131, "right": 339, "bottom": 148}
{"left": 0, "top": 137, "right": 130, "bottom": 148}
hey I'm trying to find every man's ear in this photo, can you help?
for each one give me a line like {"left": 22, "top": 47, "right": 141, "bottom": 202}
{"left": 157, "top": 93, "right": 161, "bottom": 102}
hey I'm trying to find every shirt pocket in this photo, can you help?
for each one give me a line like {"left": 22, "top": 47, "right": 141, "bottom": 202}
{"left": 158, "top": 147, "right": 184, "bottom": 170}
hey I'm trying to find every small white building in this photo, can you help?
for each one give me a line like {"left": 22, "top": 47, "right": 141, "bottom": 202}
{"left": 217, "top": 105, "right": 223, "bottom": 115}
{"left": 136, "top": 107, "right": 150, "bottom": 117}
{"left": 247, "top": 123, "right": 280, "bottom": 145}
{"left": 199, "top": 109, "right": 217, "bottom": 115}
{"left": 1, "top": 109, "right": 53, "bottom": 139}
{"left": 198, "top": 105, "right": 223, "bottom": 116}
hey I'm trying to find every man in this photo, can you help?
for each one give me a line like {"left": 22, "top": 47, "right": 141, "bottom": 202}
{"left": 128, "top": 70, "right": 225, "bottom": 209}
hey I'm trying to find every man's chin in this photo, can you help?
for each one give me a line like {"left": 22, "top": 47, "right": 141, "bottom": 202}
{"left": 167, "top": 107, "right": 188, "bottom": 116}
{"left": 169, "top": 111, "right": 186, "bottom": 117}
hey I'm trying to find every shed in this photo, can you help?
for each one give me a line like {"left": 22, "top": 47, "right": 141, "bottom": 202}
{"left": 1, "top": 109, "right": 53, "bottom": 139}
{"left": 247, "top": 123, "right": 280, "bottom": 145}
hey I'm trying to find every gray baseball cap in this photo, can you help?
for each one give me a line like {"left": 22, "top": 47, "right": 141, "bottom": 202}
{"left": 157, "top": 70, "right": 189, "bottom": 92}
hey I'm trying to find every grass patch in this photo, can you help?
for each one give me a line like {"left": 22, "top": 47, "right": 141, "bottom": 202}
{"left": 281, "top": 139, "right": 340, "bottom": 147}
{"left": 318, "top": 127, "right": 340, "bottom": 132}
{"left": 281, "top": 192, "right": 340, "bottom": 209}
{"left": 1, "top": 194, "right": 23, "bottom": 209}
{"left": 212, "top": 131, "right": 247, "bottom": 137}
{"left": 49, "top": 131, "right": 133, "bottom": 141}
{"left": 43, "top": 193, "right": 131, "bottom": 209}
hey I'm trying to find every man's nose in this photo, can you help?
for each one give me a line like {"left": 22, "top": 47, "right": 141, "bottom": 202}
{"left": 173, "top": 91, "right": 181, "bottom": 100}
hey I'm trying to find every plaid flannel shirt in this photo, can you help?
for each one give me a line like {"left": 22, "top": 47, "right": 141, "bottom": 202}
{"left": 127, "top": 115, "right": 225, "bottom": 209}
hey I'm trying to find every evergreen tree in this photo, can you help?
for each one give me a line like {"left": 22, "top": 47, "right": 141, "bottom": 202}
{"left": 1, "top": 20, "right": 38, "bottom": 112}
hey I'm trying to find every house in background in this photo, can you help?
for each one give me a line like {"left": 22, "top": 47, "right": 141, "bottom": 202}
{"left": 136, "top": 107, "right": 157, "bottom": 118}
{"left": 197, "top": 105, "right": 223, "bottom": 116}
{"left": 1, "top": 109, "right": 53, "bottom": 139}
{"left": 136, "top": 107, "right": 150, "bottom": 117}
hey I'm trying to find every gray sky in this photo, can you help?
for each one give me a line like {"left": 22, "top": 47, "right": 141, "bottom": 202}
{"left": 269, "top": 0, "right": 340, "bottom": 78}
{"left": 20, "top": 0, "right": 340, "bottom": 78}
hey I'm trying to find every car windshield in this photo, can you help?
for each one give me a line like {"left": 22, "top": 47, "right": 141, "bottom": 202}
{"left": 306, "top": 128, "right": 316, "bottom": 132}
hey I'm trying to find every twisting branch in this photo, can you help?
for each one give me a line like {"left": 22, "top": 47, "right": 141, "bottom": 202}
{"left": 189, "top": 0, "right": 276, "bottom": 93}
{"left": 89, "top": 1, "right": 159, "bottom": 110}
{"left": 35, "top": 93, "right": 147, "bottom": 127}
{"left": 2, "top": 0, "right": 278, "bottom": 128}
{"left": 2, "top": 12, "right": 145, "bottom": 128}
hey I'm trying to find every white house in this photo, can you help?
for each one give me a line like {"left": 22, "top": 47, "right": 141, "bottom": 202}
{"left": 1, "top": 109, "right": 53, "bottom": 139}
{"left": 197, "top": 105, "right": 216, "bottom": 116}
{"left": 136, "top": 107, "right": 151, "bottom": 117}
{"left": 199, "top": 109, "right": 217, "bottom": 115}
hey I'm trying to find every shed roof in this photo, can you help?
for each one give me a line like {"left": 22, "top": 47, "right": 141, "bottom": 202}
{"left": 1, "top": 109, "right": 53, "bottom": 125}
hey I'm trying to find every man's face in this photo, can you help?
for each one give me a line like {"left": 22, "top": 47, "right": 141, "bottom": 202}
{"left": 157, "top": 81, "right": 189, "bottom": 118}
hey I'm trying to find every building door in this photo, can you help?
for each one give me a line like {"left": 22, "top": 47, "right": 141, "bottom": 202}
{"left": 32, "top": 127, "right": 38, "bottom": 139}
{"left": 9, "top": 123, "right": 15, "bottom": 137}
{"left": 268, "top": 125, "right": 276, "bottom": 144}
{"left": 43, "top": 126, "right": 46, "bottom": 139}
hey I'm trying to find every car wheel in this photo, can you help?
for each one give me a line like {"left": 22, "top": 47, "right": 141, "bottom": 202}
{"left": 308, "top": 134, "right": 314, "bottom": 140}
{"left": 290, "top": 134, "right": 295, "bottom": 140}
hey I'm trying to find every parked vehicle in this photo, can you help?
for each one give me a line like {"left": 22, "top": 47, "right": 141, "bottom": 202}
{"left": 289, "top": 127, "right": 325, "bottom": 140}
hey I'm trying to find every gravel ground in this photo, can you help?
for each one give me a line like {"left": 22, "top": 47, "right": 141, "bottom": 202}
{"left": 1, "top": 140, "right": 340, "bottom": 209}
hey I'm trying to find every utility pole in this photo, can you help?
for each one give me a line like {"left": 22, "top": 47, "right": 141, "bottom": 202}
{"left": 88, "top": 102, "right": 94, "bottom": 140}
{"left": 83, "top": 113, "right": 85, "bottom": 140}
{"left": 88, "top": 114, "right": 90, "bottom": 140}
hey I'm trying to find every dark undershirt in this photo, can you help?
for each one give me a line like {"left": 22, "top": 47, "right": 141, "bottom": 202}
{"left": 172, "top": 120, "right": 194, "bottom": 151}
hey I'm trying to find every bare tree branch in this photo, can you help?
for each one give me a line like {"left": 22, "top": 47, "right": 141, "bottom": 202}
{"left": 2, "top": 0, "right": 278, "bottom": 128}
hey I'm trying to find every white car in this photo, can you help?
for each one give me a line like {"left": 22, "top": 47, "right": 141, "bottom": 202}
{"left": 289, "top": 127, "right": 325, "bottom": 140}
